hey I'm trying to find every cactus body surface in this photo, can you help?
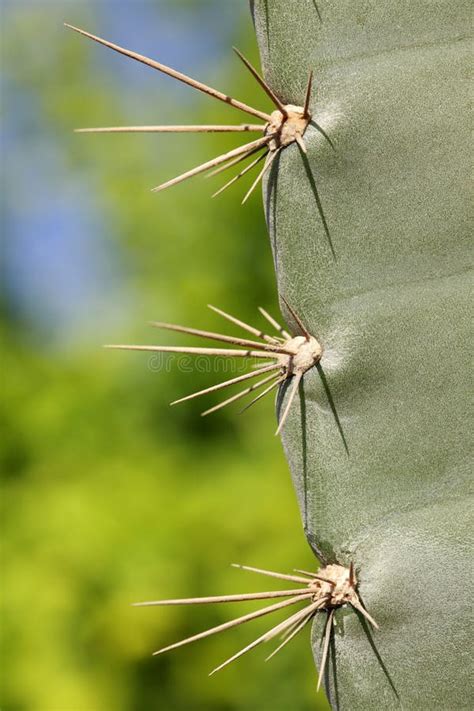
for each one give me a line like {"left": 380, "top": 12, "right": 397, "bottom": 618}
{"left": 252, "top": 1, "right": 472, "bottom": 708}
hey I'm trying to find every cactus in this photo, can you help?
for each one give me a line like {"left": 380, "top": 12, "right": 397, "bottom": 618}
{"left": 252, "top": 1, "right": 472, "bottom": 708}
{"left": 66, "top": 5, "right": 470, "bottom": 707}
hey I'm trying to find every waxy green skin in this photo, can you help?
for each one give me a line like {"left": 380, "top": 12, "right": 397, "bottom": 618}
{"left": 252, "top": 1, "right": 472, "bottom": 708}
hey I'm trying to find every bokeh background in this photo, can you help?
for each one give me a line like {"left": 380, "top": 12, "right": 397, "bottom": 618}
{"left": 2, "top": 1, "right": 330, "bottom": 709}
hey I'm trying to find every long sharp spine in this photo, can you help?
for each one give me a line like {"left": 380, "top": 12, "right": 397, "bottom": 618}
{"left": 65, "top": 24, "right": 271, "bottom": 122}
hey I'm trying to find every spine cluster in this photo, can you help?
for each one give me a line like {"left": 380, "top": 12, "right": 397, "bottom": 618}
{"left": 67, "top": 17, "right": 377, "bottom": 690}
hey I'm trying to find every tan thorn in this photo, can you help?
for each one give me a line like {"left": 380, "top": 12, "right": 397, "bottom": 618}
{"left": 275, "top": 372, "right": 303, "bottom": 436}
{"left": 104, "top": 344, "right": 277, "bottom": 359}
{"left": 64, "top": 24, "right": 271, "bottom": 122}
{"left": 317, "top": 610, "right": 334, "bottom": 692}
{"left": 265, "top": 609, "right": 315, "bottom": 661}
{"left": 201, "top": 371, "right": 280, "bottom": 416}
{"left": 151, "top": 135, "right": 274, "bottom": 192}
{"left": 148, "top": 320, "right": 293, "bottom": 355}
{"left": 209, "top": 598, "right": 326, "bottom": 676}
{"left": 231, "top": 563, "right": 313, "bottom": 586}
{"left": 295, "top": 134, "right": 307, "bottom": 154}
{"left": 351, "top": 600, "right": 379, "bottom": 630}
{"left": 151, "top": 594, "right": 312, "bottom": 657}
{"left": 212, "top": 151, "right": 267, "bottom": 198}
{"left": 303, "top": 70, "right": 314, "bottom": 118}
{"left": 232, "top": 47, "right": 287, "bottom": 115}
{"left": 241, "top": 148, "right": 279, "bottom": 204}
{"left": 206, "top": 144, "right": 266, "bottom": 178}
{"left": 208, "top": 304, "right": 278, "bottom": 344}
{"left": 258, "top": 307, "right": 291, "bottom": 340}
{"left": 238, "top": 377, "right": 284, "bottom": 414}
{"left": 134, "top": 588, "right": 310, "bottom": 607}
{"left": 171, "top": 365, "right": 280, "bottom": 406}
{"left": 75, "top": 124, "right": 265, "bottom": 134}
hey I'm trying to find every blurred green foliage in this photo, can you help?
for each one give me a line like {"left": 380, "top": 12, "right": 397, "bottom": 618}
{"left": 2, "top": 2, "right": 330, "bottom": 709}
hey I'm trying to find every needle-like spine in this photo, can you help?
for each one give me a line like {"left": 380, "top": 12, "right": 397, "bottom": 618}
{"left": 64, "top": 24, "right": 271, "bottom": 121}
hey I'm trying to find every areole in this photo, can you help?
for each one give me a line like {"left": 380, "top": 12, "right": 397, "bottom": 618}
{"left": 106, "top": 301, "right": 323, "bottom": 435}
{"left": 133, "top": 561, "right": 378, "bottom": 687}
{"left": 65, "top": 23, "right": 332, "bottom": 202}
